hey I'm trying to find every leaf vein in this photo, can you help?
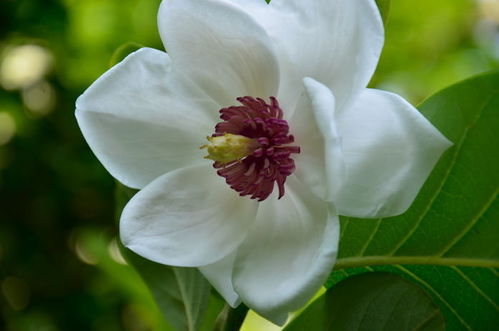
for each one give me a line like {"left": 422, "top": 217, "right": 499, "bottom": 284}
{"left": 340, "top": 217, "right": 351, "bottom": 238}
{"left": 411, "top": 309, "right": 442, "bottom": 331}
{"left": 358, "top": 218, "right": 383, "bottom": 256}
{"left": 394, "top": 265, "right": 472, "bottom": 330}
{"left": 450, "top": 266, "right": 499, "bottom": 311}
{"left": 173, "top": 268, "right": 195, "bottom": 331}
{"left": 438, "top": 188, "right": 498, "bottom": 256}
{"left": 388, "top": 95, "right": 492, "bottom": 255}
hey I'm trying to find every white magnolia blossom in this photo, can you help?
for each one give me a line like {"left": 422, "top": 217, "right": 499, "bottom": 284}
{"left": 76, "top": 0, "right": 451, "bottom": 325}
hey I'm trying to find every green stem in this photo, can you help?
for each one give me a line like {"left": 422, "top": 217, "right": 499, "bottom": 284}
{"left": 213, "top": 304, "right": 249, "bottom": 331}
{"left": 334, "top": 256, "right": 499, "bottom": 270}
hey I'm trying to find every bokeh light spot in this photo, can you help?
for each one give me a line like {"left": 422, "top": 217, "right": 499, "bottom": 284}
{"left": 479, "top": 0, "right": 499, "bottom": 23}
{"left": 0, "top": 112, "right": 16, "bottom": 145}
{"left": 22, "top": 80, "right": 57, "bottom": 116}
{"left": 73, "top": 232, "right": 99, "bottom": 265}
{"left": 108, "top": 237, "right": 127, "bottom": 265}
{"left": 0, "top": 45, "right": 53, "bottom": 90}
{"left": 1, "top": 276, "right": 31, "bottom": 311}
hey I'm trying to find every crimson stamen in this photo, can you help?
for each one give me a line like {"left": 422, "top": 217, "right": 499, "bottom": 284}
{"left": 210, "top": 96, "right": 300, "bottom": 201}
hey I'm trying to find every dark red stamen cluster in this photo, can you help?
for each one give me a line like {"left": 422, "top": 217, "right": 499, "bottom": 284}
{"left": 212, "top": 96, "right": 300, "bottom": 201}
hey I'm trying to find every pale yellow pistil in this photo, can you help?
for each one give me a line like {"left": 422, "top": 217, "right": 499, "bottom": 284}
{"left": 201, "top": 133, "right": 259, "bottom": 164}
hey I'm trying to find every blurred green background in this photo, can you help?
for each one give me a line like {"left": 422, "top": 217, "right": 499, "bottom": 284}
{"left": 0, "top": 0, "right": 497, "bottom": 330}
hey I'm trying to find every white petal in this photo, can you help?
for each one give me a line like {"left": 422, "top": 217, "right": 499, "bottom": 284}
{"left": 335, "top": 89, "right": 452, "bottom": 218}
{"left": 292, "top": 78, "right": 345, "bottom": 201}
{"left": 76, "top": 48, "right": 220, "bottom": 189}
{"left": 120, "top": 164, "right": 258, "bottom": 267}
{"left": 229, "top": 0, "right": 384, "bottom": 111}
{"left": 158, "top": 0, "right": 280, "bottom": 106}
{"left": 199, "top": 252, "right": 241, "bottom": 307}
{"left": 233, "top": 176, "right": 339, "bottom": 325}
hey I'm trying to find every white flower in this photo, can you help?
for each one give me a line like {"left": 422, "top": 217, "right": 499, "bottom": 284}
{"left": 75, "top": 0, "right": 451, "bottom": 325}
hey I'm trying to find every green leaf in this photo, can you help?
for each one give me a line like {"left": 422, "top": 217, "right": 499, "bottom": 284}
{"left": 286, "top": 272, "right": 444, "bottom": 331}
{"left": 122, "top": 249, "right": 212, "bottom": 331}
{"left": 213, "top": 303, "right": 249, "bottom": 331}
{"left": 336, "top": 70, "right": 499, "bottom": 269}
{"left": 375, "top": 0, "right": 391, "bottom": 23}
{"left": 331, "top": 71, "right": 499, "bottom": 329}
{"left": 115, "top": 184, "right": 220, "bottom": 331}
{"left": 327, "top": 266, "right": 499, "bottom": 330}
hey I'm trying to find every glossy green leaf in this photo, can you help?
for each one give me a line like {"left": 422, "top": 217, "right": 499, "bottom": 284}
{"left": 115, "top": 184, "right": 222, "bottom": 331}
{"left": 330, "top": 71, "right": 499, "bottom": 329}
{"left": 327, "top": 266, "right": 499, "bottom": 330}
{"left": 122, "top": 250, "right": 212, "bottom": 331}
{"left": 336, "top": 70, "right": 499, "bottom": 269}
{"left": 286, "top": 272, "right": 444, "bottom": 331}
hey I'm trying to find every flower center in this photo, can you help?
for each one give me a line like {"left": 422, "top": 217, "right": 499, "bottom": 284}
{"left": 202, "top": 96, "right": 300, "bottom": 201}
{"left": 202, "top": 133, "right": 259, "bottom": 164}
